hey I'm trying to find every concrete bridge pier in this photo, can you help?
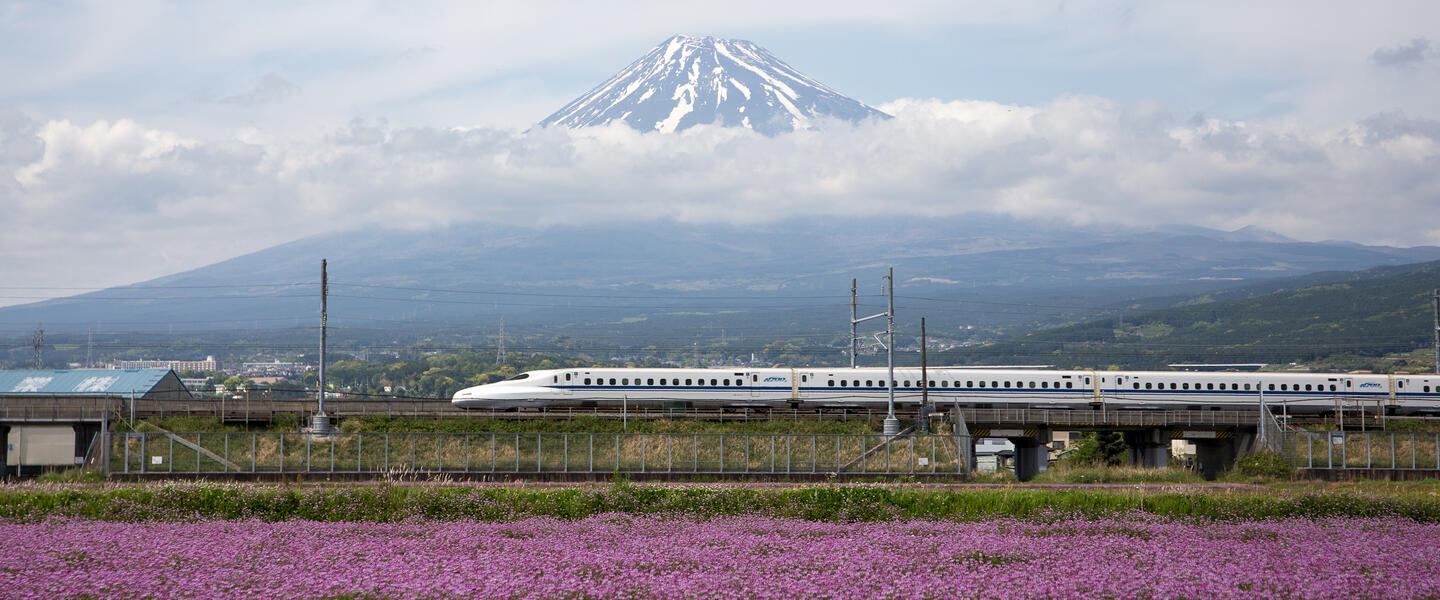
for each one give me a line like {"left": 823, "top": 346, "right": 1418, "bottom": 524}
{"left": 0, "top": 425, "right": 9, "bottom": 480}
{"left": 1193, "top": 432, "right": 1252, "bottom": 480}
{"left": 1125, "top": 429, "right": 1169, "bottom": 469}
{"left": 1008, "top": 429, "right": 1052, "bottom": 481}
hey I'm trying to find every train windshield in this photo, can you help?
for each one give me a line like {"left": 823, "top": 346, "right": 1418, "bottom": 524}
{"left": 505, "top": 373, "right": 531, "bottom": 381}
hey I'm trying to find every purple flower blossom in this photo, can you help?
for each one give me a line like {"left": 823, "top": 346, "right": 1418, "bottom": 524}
{"left": 3, "top": 515, "right": 1438, "bottom": 599}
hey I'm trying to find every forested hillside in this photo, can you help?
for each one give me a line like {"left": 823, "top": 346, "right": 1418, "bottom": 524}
{"left": 938, "top": 260, "right": 1440, "bottom": 371}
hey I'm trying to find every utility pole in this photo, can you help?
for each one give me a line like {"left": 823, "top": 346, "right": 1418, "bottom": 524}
{"left": 919, "top": 317, "right": 929, "bottom": 434}
{"left": 86, "top": 327, "right": 93, "bottom": 368}
{"left": 885, "top": 267, "right": 897, "bottom": 436}
{"left": 850, "top": 278, "right": 858, "bottom": 368}
{"left": 497, "top": 316, "right": 507, "bottom": 365}
{"left": 849, "top": 269, "right": 898, "bottom": 435}
{"left": 1433, "top": 288, "right": 1439, "bottom": 375}
{"left": 31, "top": 324, "right": 43, "bottom": 369}
{"left": 313, "top": 259, "right": 330, "bottom": 436}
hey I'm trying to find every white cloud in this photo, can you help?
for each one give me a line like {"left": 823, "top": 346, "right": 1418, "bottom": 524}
{"left": 4, "top": 96, "right": 1439, "bottom": 306}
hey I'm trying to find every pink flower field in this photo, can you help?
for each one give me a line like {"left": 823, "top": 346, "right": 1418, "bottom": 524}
{"left": 4, "top": 515, "right": 1439, "bottom": 599}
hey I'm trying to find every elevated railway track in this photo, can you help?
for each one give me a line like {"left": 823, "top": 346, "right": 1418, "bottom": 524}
{"left": 0, "top": 395, "right": 1358, "bottom": 430}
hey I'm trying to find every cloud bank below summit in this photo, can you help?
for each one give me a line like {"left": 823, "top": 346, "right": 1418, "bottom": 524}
{"left": 4, "top": 96, "right": 1440, "bottom": 299}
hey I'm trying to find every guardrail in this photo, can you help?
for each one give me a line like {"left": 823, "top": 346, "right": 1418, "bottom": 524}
{"left": 105, "top": 431, "right": 971, "bottom": 477}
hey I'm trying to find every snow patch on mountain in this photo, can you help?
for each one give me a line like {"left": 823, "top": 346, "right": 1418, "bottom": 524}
{"left": 538, "top": 35, "right": 890, "bottom": 135}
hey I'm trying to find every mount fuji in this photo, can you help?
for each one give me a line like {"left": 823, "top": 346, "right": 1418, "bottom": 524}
{"left": 538, "top": 35, "right": 890, "bottom": 135}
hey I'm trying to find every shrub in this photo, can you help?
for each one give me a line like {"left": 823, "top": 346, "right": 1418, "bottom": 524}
{"left": 1234, "top": 451, "right": 1294, "bottom": 480}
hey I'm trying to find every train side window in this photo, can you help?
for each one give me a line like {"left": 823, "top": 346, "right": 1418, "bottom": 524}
{"left": 710, "top": 379, "right": 718, "bottom": 386}
{"left": 930, "top": 380, "right": 937, "bottom": 388}
{"left": 1244, "top": 383, "right": 1251, "bottom": 390}
{"left": 1145, "top": 383, "right": 1152, "bottom": 389}
{"left": 1304, "top": 384, "right": 1312, "bottom": 391}
{"left": 967, "top": 381, "right": 974, "bottom": 387}
{"left": 1182, "top": 383, "right": 1189, "bottom": 390}
{"left": 1427, "top": 385, "right": 1432, "bottom": 393}
{"left": 1206, "top": 383, "right": 1213, "bottom": 390}
{"left": 753, "top": 375, "right": 759, "bottom": 382}
{"left": 852, "top": 380, "right": 860, "bottom": 387}
{"left": 992, "top": 381, "right": 999, "bottom": 388}
{"left": 1329, "top": 384, "right": 1336, "bottom": 391}
{"left": 905, "top": 380, "right": 912, "bottom": 387}
{"left": 1268, "top": 384, "right": 1275, "bottom": 391}
{"left": 647, "top": 378, "right": 654, "bottom": 386}
{"left": 660, "top": 379, "right": 667, "bottom": 385}
{"left": 1282, "top": 384, "right": 1289, "bottom": 391}
{"left": 1065, "top": 382, "right": 1073, "bottom": 389}
{"left": 565, "top": 373, "right": 571, "bottom": 381}
{"left": 1040, "top": 381, "right": 1048, "bottom": 389}
{"left": 840, "top": 380, "right": 847, "bottom": 387}
{"left": 685, "top": 379, "right": 692, "bottom": 385}
{"left": 584, "top": 378, "right": 592, "bottom": 385}
{"left": 622, "top": 378, "right": 629, "bottom": 385}
{"left": 609, "top": 378, "right": 616, "bottom": 385}
{"left": 1133, "top": 383, "right": 1140, "bottom": 390}
{"left": 977, "top": 381, "right": 985, "bottom": 388}
{"left": 828, "top": 380, "right": 835, "bottom": 387}
{"left": 941, "top": 381, "right": 949, "bottom": 387}
{"left": 724, "top": 379, "right": 731, "bottom": 386}
{"left": 865, "top": 380, "right": 873, "bottom": 387}
{"left": 1003, "top": 381, "right": 1010, "bottom": 388}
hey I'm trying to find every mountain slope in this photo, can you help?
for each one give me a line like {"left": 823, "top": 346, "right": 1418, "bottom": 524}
{"left": 4, "top": 218, "right": 1440, "bottom": 339}
{"left": 538, "top": 35, "right": 889, "bottom": 135}
{"left": 943, "top": 260, "right": 1440, "bottom": 370}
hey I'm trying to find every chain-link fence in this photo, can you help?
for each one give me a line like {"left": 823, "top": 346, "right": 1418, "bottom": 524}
{"left": 106, "top": 431, "right": 972, "bottom": 476}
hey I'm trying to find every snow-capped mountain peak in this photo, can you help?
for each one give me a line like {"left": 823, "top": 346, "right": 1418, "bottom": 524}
{"left": 538, "top": 35, "right": 890, "bottom": 135}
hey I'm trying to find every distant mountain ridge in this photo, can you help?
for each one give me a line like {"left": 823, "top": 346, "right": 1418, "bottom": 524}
{"left": 538, "top": 35, "right": 889, "bottom": 134}
{"left": 4, "top": 217, "right": 1440, "bottom": 339}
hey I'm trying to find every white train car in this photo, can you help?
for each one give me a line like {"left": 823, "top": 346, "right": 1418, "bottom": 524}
{"left": 451, "top": 367, "right": 1440, "bottom": 415}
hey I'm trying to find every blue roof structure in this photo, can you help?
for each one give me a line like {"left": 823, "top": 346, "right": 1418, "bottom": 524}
{"left": 0, "top": 369, "right": 190, "bottom": 399}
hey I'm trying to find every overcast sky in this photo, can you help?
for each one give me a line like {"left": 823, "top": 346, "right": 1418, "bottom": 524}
{"left": 2, "top": 1, "right": 1439, "bottom": 307}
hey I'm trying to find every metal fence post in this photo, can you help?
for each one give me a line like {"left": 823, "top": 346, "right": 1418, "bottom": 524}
{"left": 564, "top": 433, "right": 569, "bottom": 473}
{"left": 278, "top": 434, "right": 284, "bottom": 474}
{"left": 306, "top": 434, "right": 311, "bottom": 471}
{"left": 514, "top": 434, "right": 519, "bottom": 472}
{"left": 667, "top": 434, "right": 672, "bottom": 473}
{"left": 384, "top": 434, "right": 389, "bottom": 472}
{"left": 537, "top": 434, "right": 542, "bottom": 472}
{"left": 438, "top": 433, "right": 444, "bottom": 472}
{"left": 357, "top": 434, "right": 363, "bottom": 472}
{"left": 168, "top": 436, "right": 174, "bottom": 474}
{"left": 641, "top": 434, "right": 646, "bottom": 473}
{"left": 589, "top": 434, "right": 594, "bottom": 473}
{"left": 745, "top": 436, "right": 750, "bottom": 473}
{"left": 811, "top": 436, "right": 817, "bottom": 474}
{"left": 251, "top": 434, "right": 256, "bottom": 473}
{"left": 1391, "top": 434, "right": 1397, "bottom": 469}
{"left": 693, "top": 435, "right": 698, "bottom": 472}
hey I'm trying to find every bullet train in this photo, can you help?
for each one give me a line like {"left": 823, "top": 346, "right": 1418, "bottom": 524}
{"left": 451, "top": 366, "right": 1440, "bottom": 415}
